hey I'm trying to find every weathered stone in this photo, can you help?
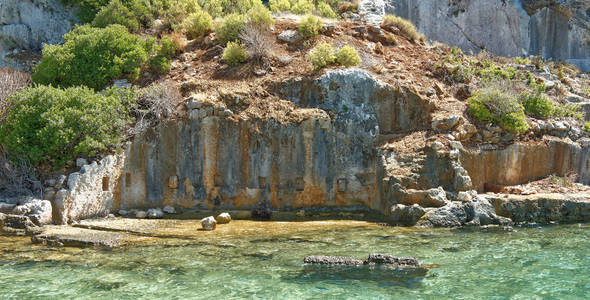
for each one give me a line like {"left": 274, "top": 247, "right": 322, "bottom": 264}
{"left": 118, "top": 210, "right": 129, "bottom": 216}
{"left": 76, "top": 158, "right": 88, "bottom": 167}
{"left": 11, "top": 199, "right": 52, "bottom": 225}
{"left": 304, "top": 256, "right": 365, "bottom": 265}
{"left": 277, "top": 30, "right": 302, "bottom": 44}
{"left": 135, "top": 211, "right": 147, "bottom": 219}
{"left": 147, "top": 208, "right": 164, "bottom": 219}
{"left": 200, "top": 216, "right": 217, "bottom": 231}
{"left": 215, "top": 212, "right": 231, "bottom": 224}
{"left": 168, "top": 176, "right": 179, "bottom": 189}
{"left": 163, "top": 206, "right": 176, "bottom": 214}
{"left": 391, "top": 204, "right": 426, "bottom": 225}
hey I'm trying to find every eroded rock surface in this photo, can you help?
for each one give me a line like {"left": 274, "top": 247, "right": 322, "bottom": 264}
{"left": 0, "top": 0, "right": 77, "bottom": 70}
{"left": 385, "top": 0, "right": 590, "bottom": 70}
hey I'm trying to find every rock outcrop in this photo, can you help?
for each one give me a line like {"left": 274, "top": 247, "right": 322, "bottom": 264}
{"left": 385, "top": 0, "right": 590, "bottom": 71}
{"left": 303, "top": 254, "right": 421, "bottom": 267}
{"left": 0, "top": 0, "right": 77, "bottom": 70}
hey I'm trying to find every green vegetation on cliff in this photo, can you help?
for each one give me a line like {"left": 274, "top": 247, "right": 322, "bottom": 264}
{"left": 32, "top": 25, "right": 162, "bottom": 90}
{"left": 0, "top": 85, "right": 135, "bottom": 167}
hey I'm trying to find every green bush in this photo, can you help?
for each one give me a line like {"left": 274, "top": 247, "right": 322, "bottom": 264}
{"left": 519, "top": 91, "right": 554, "bottom": 119}
{"left": 164, "top": 0, "right": 201, "bottom": 26}
{"left": 298, "top": 14, "right": 322, "bottom": 39}
{"left": 202, "top": 0, "right": 263, "bottom": 17}
{"left": 317, "top": 2, "right": 337, "bottom": 18}
{"left": 62, "top": 0, "right": 110, "bottom": 23}
{"left": 382, "top": 14, "right": 424, "bottom": 42}
{"left": 223, "top": 41, "right": 248, "bottom": 66}
{"left": 291, "top": 0, "right": 315, "bottom": 14}
{"left": 336, "top": 46, "right": 361, "bottom": 67}
{"left": 215, "top": 13, "right": 246, "bottom": 45}
{"left": 269, "top": 0, "right": 291, "bottom": 12}
{"left": 32, "top": 25, "right": 159, "bottom": 90}
{"left": 247, "top": 4, "right": 274, "bottom": 27}
{"left": 0, "top": 85, "right": 135, "bottom": 167}
{"left": 468, "top": 88, "right": 529, "bottom": 133}
{"left": 584, "top": 122, "right": 590, "bottom": 135}
{"left": 309, "top": 42, "right": 335, "bottom": 70}
{"left": 92, "top": 0, "right": 140, "bottom": 31}
{"left": 182, "top": 9, "right": 213, "bottom": 39}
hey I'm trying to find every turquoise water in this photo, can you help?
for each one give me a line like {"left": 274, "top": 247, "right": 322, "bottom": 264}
{"left": 1, "top": 222, "right": 590, "bottom": 299}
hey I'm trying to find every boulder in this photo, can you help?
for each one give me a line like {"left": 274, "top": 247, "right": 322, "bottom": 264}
{"left": 135, "top": 210, "right": 147, "bottom": 218}
{"left": 215, "top": 212, "right": 231, "bottom": 224}
{"left": 11, "top": 199, "right": 52, "bottom": 225}
{"left": 391, "top": 204, "right": 426, "bottom": 225}
{"left": 200, "top": 216, "right": 217, "bottom": 231}
{"left": 118, "top": 209, "right": 129, "bottom": 216}
{"left": 277, "top": 30, "right": 302, "bottom": 44}
{"left": 0, "top": 202, "right": 16, "bottom": 214}
{"left": 147, "top": 208, "right": 164, "bottom": 219}
{"left": 162, "top": 206, "right": 176, "bottom": 214}
{"left": 417, "top": 201, "right": 468, "bottom": 227}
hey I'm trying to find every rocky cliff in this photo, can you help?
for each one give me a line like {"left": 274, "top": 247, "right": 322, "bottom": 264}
{"left": 0, "top": 0, "right": 77, "bottom": 70}
{"left": 384, "top": 0, "right": 590, "bottom": 71}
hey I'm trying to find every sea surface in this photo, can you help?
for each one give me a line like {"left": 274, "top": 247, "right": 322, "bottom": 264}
{"left": 1, "top": 221, "right": 589, "bottom": 299}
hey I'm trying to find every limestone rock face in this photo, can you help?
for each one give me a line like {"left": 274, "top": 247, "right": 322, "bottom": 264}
{"left": 53, "top": 155, "right": 124, "bottom": 225}
{"left": 385, "top": 0, "right": 590, "bottom": 71}
{"left": 10, "top": 199, "right": 52, "bottom": 225}
{"left": 0, "top": 0, "right": 77, "bottom": 70}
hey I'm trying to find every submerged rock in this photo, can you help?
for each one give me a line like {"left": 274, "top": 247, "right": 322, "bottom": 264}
{"left": 303, "top": 256, "right": 365, "bottom": 265}
{"left": 417, "top": 196, "right": 513, "bottom": 227}
{"left": 304, "top": 254, "right": 421, "bottom": 267}
{"left": 200, "top": 216, "right": 217, "bottom": 231}
{"left": 216, "top": 212, "right": 231, "bottom": 224}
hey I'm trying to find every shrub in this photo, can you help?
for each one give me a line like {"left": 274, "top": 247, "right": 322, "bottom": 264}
{"left": 584, "top": 122, "right": 590, "bottom": 135}
{"left": 159, "top": 35, "right": 179, "bottom": 58}
{"left": 0, "top": 85, "right": 136, "bottom": 167}
{"left": 150, "top": 55, "right": 171, "bottom": 74}
{"left": 62, "top": 0, "right": 110, "bottom": 23}
{"left": 269, "top": 0, "right": 291, "bottom": 12}
{"left": 298, "top": 14, "right": 322, "bottom": 39}
{"left": 182, "top": 9, "right": 213, "bottom": 39}
{"left": 468, "top": 88, "right": 529, "bottom": 133}
{"left": 239, "top": 24, "right": 273, "bottom": 65}
{"left": 129, "top": 83, "right": 179, "bottom": 135}
{"left": 336, "top": 46, "right": 361, "bottom": 67}
{"left": 317, "top": 2, "right": 337, "bottom": 18}
{"left": 519, "top": 91, "right": 554, "bottom": 119}
{"left": 32, "top": 25, "right": 158, "bottom": 90}
{"left": 163, "top": 0, "right": 201, "bottom": 26}
{"left": 382, "top": 14, "right": 424, "bottom": 42}
{"left": 309, "top": 42, "right": 335, "bottom": 70}
{"left": 223, "top": 41, "right": 248, "bottom": 66}
{"left": 338, "top": 0, "right": 358, "bottom": 13}
{"left": 92, "top": 0, "right": 140, "bottom": 31}
{"left": 291, "top": 0, "right": 315, "bottom": 14}
{"left": 247, "top": 4, "right": 275, "bottom": 27}
{"left": 215, "top": 13, "right": 246, "bottom": 45}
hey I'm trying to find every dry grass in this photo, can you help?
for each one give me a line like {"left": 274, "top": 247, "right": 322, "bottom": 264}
{"left": 382, "top": 15, "right": 425, "bottom": 43}
{"left": 0, "top": 149, "right": 38, "bottom": 197}
{"left": 0, "top": 68, "right": 31, "bottom": 121}
{"left": 239, "top": 24, "right": 274, "bottom": 66}
{"left": 166, "top": 31, "right": 187, "bottom": 53}
{"left": 338, "top": 0, "right": 359, "bottom": 13}
{"left": 128, "top": 82, "right": 180, "bottom": 136}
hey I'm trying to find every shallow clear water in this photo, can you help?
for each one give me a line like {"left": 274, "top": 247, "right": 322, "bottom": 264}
{"left": 1, "top": 222, "right": 590, "bottom": 299}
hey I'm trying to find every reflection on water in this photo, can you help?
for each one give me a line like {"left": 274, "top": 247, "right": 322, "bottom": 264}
{"left": 1, "top": 222, "right": 590, "bottom": 299}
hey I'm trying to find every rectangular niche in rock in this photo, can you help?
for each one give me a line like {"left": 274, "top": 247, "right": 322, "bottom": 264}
{"left": 295, "top": 177, "right": 305, "bottom": 191}
{"left": 259, "top": 176, "right": 267, "bottom": 188}
{"left": 102, "top": 177, "right": 109, "bottom": 191}
{"left": 337, "top": 178, "right": 347, "bottom": 192}
{"left": 125, "top": 173, "right": 131, "bottom": 187}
